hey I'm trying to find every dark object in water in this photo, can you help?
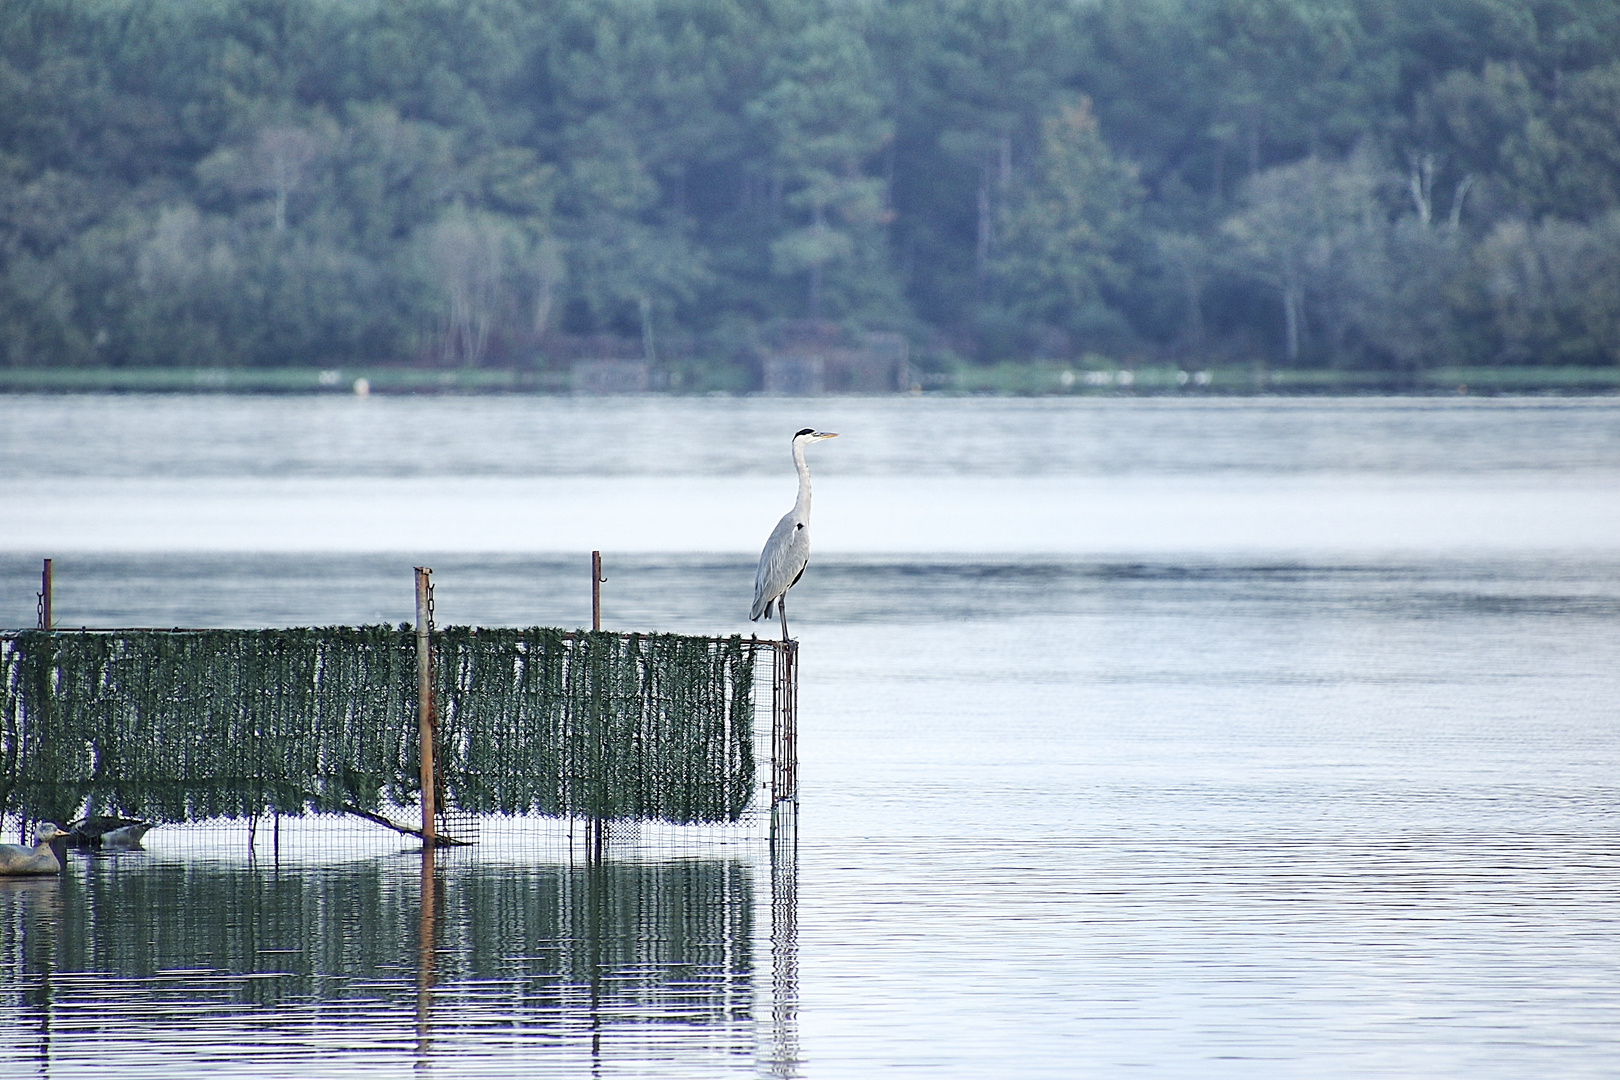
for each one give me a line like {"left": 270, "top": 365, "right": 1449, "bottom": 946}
{"left": 65, "top": 816, "right": 153, "bottom": 849}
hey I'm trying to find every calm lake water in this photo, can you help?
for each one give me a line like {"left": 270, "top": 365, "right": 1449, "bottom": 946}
{"left": 2, "top": 394, "right": 1619, "bottom": 1077}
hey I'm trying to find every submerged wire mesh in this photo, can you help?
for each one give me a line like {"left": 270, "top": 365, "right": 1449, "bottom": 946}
{"left": 0, "top": 627, "right": 760, "bottom": 827}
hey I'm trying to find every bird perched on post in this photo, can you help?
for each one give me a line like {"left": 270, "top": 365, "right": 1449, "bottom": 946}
{"left": 0, "top": 824, "right": 66, "bottom": 875}
{"left": 751, "top": 428, "right": 838, "bottom": 640}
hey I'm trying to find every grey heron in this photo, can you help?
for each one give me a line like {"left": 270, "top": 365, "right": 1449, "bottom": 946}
{"left": 751, "top": 427, "right": 838, "bottom": 640}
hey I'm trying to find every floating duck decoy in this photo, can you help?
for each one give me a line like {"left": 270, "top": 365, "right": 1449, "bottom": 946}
{"left": 0, "top": 824, "right": 66, "bottom": 876}
{"left": 64, "top": 816, "right": 153, "bottom": 849}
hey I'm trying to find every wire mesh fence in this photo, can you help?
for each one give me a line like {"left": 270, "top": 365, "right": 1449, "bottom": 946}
{"left": 0, "top": 627, "right": 796, "bottom": 860}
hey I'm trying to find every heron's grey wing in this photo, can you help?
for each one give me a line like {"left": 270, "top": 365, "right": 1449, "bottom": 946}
{"left": 751, "top": 509, "right": 809, "bottom": 619}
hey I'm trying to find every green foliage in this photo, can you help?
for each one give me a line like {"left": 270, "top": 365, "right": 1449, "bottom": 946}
{"left": 751, "top": 8, "right": 897, "bottom": 322}
{"left": 0, "top": 627, "right": 759, "bottom": 827}
{"left": 993, "top": 100, "right": 1141, "bottom": 352}
{"left": 3, "top": 0, "right": 1620, "bottom": 375}
{"left": 1464, "top": 211, "right": 1620, "bottom": 363}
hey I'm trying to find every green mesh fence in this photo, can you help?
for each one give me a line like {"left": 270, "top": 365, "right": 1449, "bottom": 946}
{"left": 0, "top": 627, "right": 759, "bottom": 827}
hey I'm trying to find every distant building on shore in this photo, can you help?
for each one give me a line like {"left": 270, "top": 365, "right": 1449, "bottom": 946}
{"left": 572, "top": 359, "right": 650, "bottom": 394}
{"left": 761, "top": 323, "right": 908, "bottom": 395}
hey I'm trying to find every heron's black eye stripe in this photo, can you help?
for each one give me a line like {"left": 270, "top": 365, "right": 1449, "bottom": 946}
{"left": 794, "top": 427, "right": 815, "bottom": 437}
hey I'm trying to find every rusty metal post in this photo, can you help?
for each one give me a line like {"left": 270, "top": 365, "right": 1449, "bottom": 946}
{"left": 415, "top": 566, "right": 436, "bottom": 849}
{"left": 591, "top": 551, "right": 604, "bottom": 631}
{"left": 37, "top": 558, "right": 51, "bottom": 630}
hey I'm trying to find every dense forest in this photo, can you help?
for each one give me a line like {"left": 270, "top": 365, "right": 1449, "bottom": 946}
{"left": 3, "top": 0, "right": 1620, "bottom": 385}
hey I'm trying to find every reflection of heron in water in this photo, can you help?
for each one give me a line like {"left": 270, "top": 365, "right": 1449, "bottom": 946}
{"left": 0, "top": 824, "right": 65, "bottom": 875}
{"left": 751, "top": 428, "right": 838, "bottom": 641}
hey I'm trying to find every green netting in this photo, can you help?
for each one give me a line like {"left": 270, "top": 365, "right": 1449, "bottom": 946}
{"left": 435, "top": 628, "right": 756, "bottom": 823}
{"left": 0, "top": 627, "right": 758, "bottom": 827}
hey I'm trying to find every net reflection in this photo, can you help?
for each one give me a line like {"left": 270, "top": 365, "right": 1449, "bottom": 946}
{"left": 768, "top": 818, "right": 800, "bottom": 1079}
{"left": 0, "top": 849, "right": 789, "bottom": 1077}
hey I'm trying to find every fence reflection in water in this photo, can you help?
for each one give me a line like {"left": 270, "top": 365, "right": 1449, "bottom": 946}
{"left": 0, "top": 831, "right": 799, "bottom": 1077}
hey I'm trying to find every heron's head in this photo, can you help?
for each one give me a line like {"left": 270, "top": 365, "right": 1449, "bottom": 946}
{"left": 793, "top": 428, "right": 838, "bottom": 444}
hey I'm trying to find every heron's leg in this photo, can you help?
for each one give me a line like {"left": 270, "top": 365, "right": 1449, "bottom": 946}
{"left": 778, "top": 594, "right": 790, "bottom": 641}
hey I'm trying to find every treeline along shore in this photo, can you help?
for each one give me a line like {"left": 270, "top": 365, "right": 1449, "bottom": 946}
{"left": 3, "top": 0, "right": 1620, "bottom": 390}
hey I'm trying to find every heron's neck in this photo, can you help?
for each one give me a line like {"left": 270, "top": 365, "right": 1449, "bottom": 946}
{"left": 792, "top": 439, "right": 812, "bottom": 521}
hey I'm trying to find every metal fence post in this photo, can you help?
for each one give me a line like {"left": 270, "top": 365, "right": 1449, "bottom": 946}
{"left": 37, "top": 558, "right": 51, "bottom": 630}
{"left": 591, "top": 551, "right": 604, "bottom": 632}
{"left": 415, "top": 567, "right": 436, "bottom": 849}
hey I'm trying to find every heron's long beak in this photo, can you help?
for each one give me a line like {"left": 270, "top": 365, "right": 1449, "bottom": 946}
{"left": 815, "top": 431, "right": 839, "bottom": 439}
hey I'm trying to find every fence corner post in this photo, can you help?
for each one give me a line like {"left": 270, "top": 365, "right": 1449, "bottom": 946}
{"left": 772, "top": 639, "right": 798, "bottom": 805}
{"left": 770, "top": 638, "right": 799, "bottom": 854}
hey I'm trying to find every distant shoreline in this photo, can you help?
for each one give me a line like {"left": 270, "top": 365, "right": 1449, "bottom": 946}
{"left": 1, "top": 364, "right": 1617, "bottom": 397}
